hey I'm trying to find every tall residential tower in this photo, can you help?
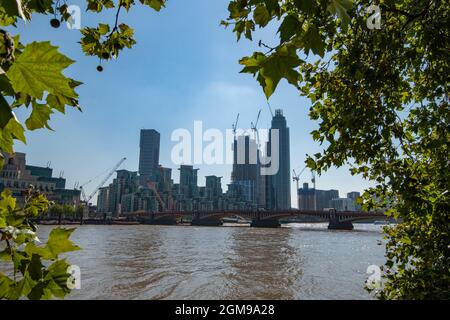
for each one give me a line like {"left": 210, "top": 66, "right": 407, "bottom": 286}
{"left": 138, "top": 129, "right": 160, "bottom": 179}
{"left": 266, "top": 109, "right": 291, "bottom": 209}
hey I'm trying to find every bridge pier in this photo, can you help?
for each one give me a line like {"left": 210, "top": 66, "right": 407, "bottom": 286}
{"left": 328, "top": 219, "right": 354, "bottom": 230}
{"left": 137, "top": 216, "right": 177, "bottom": 225}
{"left": 327, "top": 209, "right": 354, "bottom": 230}
{"left": 250, "top": 219, "right": 281, "bottom": 228}
{"left": 191, "top": 218, "right": 223, "bottom": 226}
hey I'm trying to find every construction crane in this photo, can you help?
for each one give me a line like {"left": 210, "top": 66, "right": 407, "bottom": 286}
{"left": 292, "top": 166, "right": 308, "bottom": 192}
{"left": 251, "top": 109, "right": 262, "bottom": 147}
{"left": 80, "top": 157, "right": 127, "bottom": 205}
{"left": 293, "top": 166, "right": 318, "bottom": 209}
{"left": 266, "top": 100, "right": 274, "bottom": 117}
{"left": 232, "top": 113, "right": 240, "bottom": 139}
{"left": 77, "top": 166, "right": 112, "bottom": 192}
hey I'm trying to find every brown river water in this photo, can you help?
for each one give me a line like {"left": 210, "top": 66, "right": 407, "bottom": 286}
{"left": 2, "top": 223, "right": 386, "bottom": 299}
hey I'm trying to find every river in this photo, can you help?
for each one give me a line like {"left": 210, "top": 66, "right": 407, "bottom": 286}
{"left": 1, "top": 223, "right": 386, "bottom": 299}
{"left": 27, "top": 223, "right": 385, "bottom": 300}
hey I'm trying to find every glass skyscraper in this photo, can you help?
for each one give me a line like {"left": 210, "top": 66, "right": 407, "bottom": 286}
{"left": 138, "top": 129, "right": 160, "bottom": 178}
{"left": 266, "top": 109, "right": 291, "bottom": 209}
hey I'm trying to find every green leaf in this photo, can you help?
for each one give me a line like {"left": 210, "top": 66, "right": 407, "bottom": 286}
{"left": 46, "top": 227, "right": 80, "bottom": 257}
{"left": 253, "top": 5, "right": 270, "bottom": 27}
{"left": 0, "top": 94, "right": 13, "bottom": 129}
{"left": 0, "top": 273, "right": 14, "bottom": 299}
{"left": 0, "top": 74, "right": 15, "bottom": 96}
{"left": 0, "top": 116, "right": 26, "bottom": 155}
{"left": 304, "top": 25, "right": 324, "bottom": 57}
{"left": 3, "top": 115, "right": 26, "bottom": 144}
{"left": 278, "top": 15, "right": 301, "bottom": 43}
{"left": 25, "top": 102, "right": 53, "bottom": 131}
{"left": 6, "top": 41, "right": 77, "bottom": 100}
{"left": 86, "top": 0, "right": 114, "bottom": 12}
{"left": 0, "top": 0, "right": 24, "bottom": 26}
{"left": 0, "top": 248, "right": 11, "bottom": 261}
{"left": 28, "top": 254, "right": 44, "bottom": 281}
{"left": 140, "top": 0, "right": 165, "bottom": 11}
{"left": 240, "top": 46, "right": 301, "bottom": 98}
{"left": 326, "top": 0, "right": 353, "bottom": 28}
{"left": 0, "top": 189, "right": 17, "bottom": 213}
{"left": 0, "top": 216, "right": 6, "bottom": 228}
{"left": 98, "top": 23, "right": 110, "bottom": 35}
{"left": 14, "top": 271, "right": 36, "bottom": 297}
{"left": 44, "top": 259, "right": 71, "bottom": 298}
{"left": 293, "top": 0, "right": 314, "bottom": 14}
{"left": 27, "top": 280, "right": 51, "bottom": 300}
{"left": 25, "top": 242, "right": 53, "bottom": 260}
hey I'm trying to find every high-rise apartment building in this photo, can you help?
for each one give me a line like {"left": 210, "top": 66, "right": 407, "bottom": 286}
{"left": 138, "top": 129, "right": 160, "bottom": 178}
{"left": 266, "top": 109, "right": 291, "bottom": 209}
{"left": 179, "top": 165, "right": 198, "bottom": 198}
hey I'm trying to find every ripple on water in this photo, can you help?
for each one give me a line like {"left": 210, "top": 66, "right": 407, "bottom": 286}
{"left": 32, "top": 224, "right": 384, "bottom": 300}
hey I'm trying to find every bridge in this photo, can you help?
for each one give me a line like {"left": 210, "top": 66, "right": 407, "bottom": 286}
{"left": 122, "top": 209, "right": 388, "bottom": 230}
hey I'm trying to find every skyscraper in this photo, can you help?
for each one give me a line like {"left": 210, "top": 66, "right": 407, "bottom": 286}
{"left": 138, "top": 129, "right": 160, "bottom": 178}
{"left": 266, "top": 109, "right": 291, "bottom": 209}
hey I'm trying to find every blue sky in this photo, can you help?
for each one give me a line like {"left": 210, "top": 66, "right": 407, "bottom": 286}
{"left": 12, "top": 0, "right": 371, "bottom": 206}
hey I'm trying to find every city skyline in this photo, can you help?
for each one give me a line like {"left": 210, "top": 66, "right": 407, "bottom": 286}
{"left": 93, "top": 116, "right": 363, "bottom": 215}
{"left": 11, "top": 0, "right": 373, "bottom": 207}
{"left": 14, "top": 120, "right": 368, "bottom": 208}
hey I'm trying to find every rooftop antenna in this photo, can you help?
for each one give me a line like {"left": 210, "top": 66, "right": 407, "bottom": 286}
{"left": 59, "top": 171, "right": 64, "bottom": 178}
{"left": 46, "top": 161, "right": 51, "bottom": 168}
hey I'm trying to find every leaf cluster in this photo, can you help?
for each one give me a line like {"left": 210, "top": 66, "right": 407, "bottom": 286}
{"left": 224, "top": 0, "right": 450, "bottom": 299}
{"left": 0, "top": 189, "right": 80, "bottom": 299}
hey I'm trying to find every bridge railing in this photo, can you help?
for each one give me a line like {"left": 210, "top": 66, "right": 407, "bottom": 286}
{"left": 121, "top": 208, "right": 387, "bottom": 219}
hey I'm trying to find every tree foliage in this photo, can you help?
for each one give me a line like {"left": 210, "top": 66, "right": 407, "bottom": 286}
{"left": 0, "top": 189, "right": 80, "bottom": 299}
{"left": 0, "top": 0, "right": 164, "bottom": 300}
{"left": 222, "top": 0, "right": 449, "bottom": 299}
{"left": 0, "top": 0, "right": 448, "bottom": 300}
